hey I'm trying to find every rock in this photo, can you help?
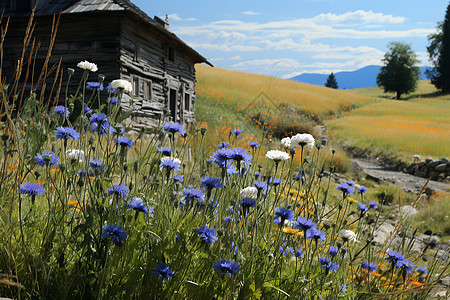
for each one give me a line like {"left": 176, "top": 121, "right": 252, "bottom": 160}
{"left": 440, "top": 157, "right": 449, "bottom": 163}
{"left": 433, "top": 290, "right": 447, "bottom": 298}
{"left": 425, "top": 157, "right": 435, "bottom": 164}
{"left": 437, "top": 249, "right": 449, "bottom": 262}
{"left": 424, "top": 229, "right": 433, "bottom": 235}
{"left": 438, "top": 276, "right": 450, "bottom": 287}
{"left": 435, "top": 163, "right": 448, "bottom": 172}
{"left": 423, "top": 236, "right": 440, "bottom": 247}
{"left": 391, "top": 236, "right": 424, "bottom": 253}
{"left": 373, "top": 223, "right": 395, "bottom": 245}
{"left": 366, "top": 174, "right": 381, "bottom": 183}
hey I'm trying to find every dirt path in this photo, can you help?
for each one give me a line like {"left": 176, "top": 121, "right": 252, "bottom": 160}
{"left": 352, "top": 158, "right": 450, "bottom": 194}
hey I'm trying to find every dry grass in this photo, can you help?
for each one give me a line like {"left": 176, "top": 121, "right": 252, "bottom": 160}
{"left": 327, "top": 81, "right": 450, "bottom": 160}
{"left": 196, "top": 65, "right": 371, "bottom": 118}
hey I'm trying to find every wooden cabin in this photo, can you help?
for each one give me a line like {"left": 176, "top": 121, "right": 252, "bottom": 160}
{"left": 0, "top": 0, "right": 212, "bottom": 129}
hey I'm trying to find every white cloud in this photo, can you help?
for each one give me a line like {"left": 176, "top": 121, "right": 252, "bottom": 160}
{"left": 230, "top": 55, "right": 243, "bottom": 60}
{"left": 167, "top": 14, "right": 196, "bottom": 22}
{"left": 242, "top": 11, "right": 262, "bottom": 16}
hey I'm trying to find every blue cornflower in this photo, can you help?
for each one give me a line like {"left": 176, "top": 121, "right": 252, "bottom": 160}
{"left": 173, "top": 175, "right": 184, "bottom": 183}
{"left": 397, "top": 259, "right": 415, "bottom": 274}
{"left": 385, "top": 250, "right": 405, "bottom": 265}
{"left": 89, "top": 113, "right": 107, "bottom": 124}
{"left": 233, "top": 128, "right": 242, "bottom": 136}
{"left": 295, "top": 249, "right": 304, "bottom": 258}
{"left": 182, "top": 188, "right": 205, "bottom": 204}
{"left": 150, "top": 262, "right": 176, "bottom": 282}
{"left": 157, "top": 147, "right": 172, "bottom": 156}
{"left": 227, "top": 148, "right": 252, "bottom": 166}
{"left": 293, "top": 217, "right": 316, "bottom": 231}
{"left": 89, "top": 158, "right": 103, "bottom": 169}
{"left": 320, "top": 257, "right": 339, "bottom": 273}
{"left": 213, "top": 259, "right": 240, "bottom": 277}
{"left": 306, "top": 228, "right": 326, "bottom": 242}
{"left": 358, "top": 186, "right": 368, "bottom": 194}
{"left": 223, "top": 216, "right": 232, "bottom": 223}
{"left": 35, "top": 151, "right": 59, "bottom": 167}
{"left": 86, "top": 81, "right": 104, "bottom": 91}
{"left": 106, "top": 84, "right": 117, "bottom": 93}
{"left": 195, "top": 225, "right": 218, "bottom": 245}
{"left": 336, "top": 183, "right": 354, "bottom": 195}
{"left": 329, "top": 246, "right": 338, "bottom": 257}
{"left": 55, "top": 126, "right": 80, "bottom": 140}
{"left": 102, "top": 223, "right": 127, "bottom": 246}
{"left": 84, "top": 106, "right": 93, "bottom": 114}
{"left": 127, "top": 197, "right": 149, "bottom": 215}
{"left": 114, "top": 136, "right": 134, "bottom": 148}
{"left": 346, "top": 180, "right": 355, "bottom": 187}
{"left": 254, "top": 172, "right": 261, "bottom": 179}
{"left": 227, "top": 165, "right": 239, "bottom": 175}
{"left": 254, "top": 180, "right": 267, "bottom": 193}
{"left": 210, "top": 148, "right": 231, "bottom": 168}
{"left": 269, "top": 177, "right": 282, "bottom": 186}
{"left": 369, "top": 201, "right": 378, "bottom": 209}
{"left": 218, "top": 142, "right": 229, "bottom": 149}
{"left": 108, "top": 183, "right": 129, "bottom": 198}
{"left": 160, "top": 157, "right": 181, "bottom": 172}
{"left": 20, "top": 182, "right": 45, "bottom": 196}
{"left": 249, "top": 141, "right": 258, "bottom": 148}
{"left": 273, "top": 207, "right": 294, "bottom": 224}
{"left": 340, "top": 284, "right": 347, "bottom": 293}
{"left": 358, "top": 203, "right": 368, "bottom": 212}
{"left": 360, "top": 261, "right": 369, "bottom": 270}
{"left": 107, "top": 96, "right": 118, "bottom": 104}
{"left": 92, "top": 121, "right": 115, "bottom": 135}
{"left": 368, "top": 262, "right": 377, "bottom": 273}
{"left": 241, "top": 198, "right": 256, "bottom": 216}
{"left": 416, "top": 266, "right": 427, "bottom": 275}
{"left": 279, "top": 245, "right": 294, "bottom": 256}
{"left": 54, "top": 105, "right": 69, "bottom": 117}
{"left": 200, "top": 176, "right": 223, "bottom": 190}
{"left": 162, "top": 121, "right": 186, "bottom": 136}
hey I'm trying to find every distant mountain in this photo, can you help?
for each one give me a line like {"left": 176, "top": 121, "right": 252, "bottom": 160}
{"left": 290, "top": 65, "right": 431, "bottom": 89}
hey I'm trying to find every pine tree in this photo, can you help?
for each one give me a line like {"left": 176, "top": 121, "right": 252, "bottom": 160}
{"left": 325, "top": 73, "right": 338, "bottom": 89}
{"left": 428, "top": 3, "right": 450, "bottom": 92}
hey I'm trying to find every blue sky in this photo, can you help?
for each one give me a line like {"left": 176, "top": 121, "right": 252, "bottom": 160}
{"left": 135, "top": 0, "right": 447, "bottom": 78}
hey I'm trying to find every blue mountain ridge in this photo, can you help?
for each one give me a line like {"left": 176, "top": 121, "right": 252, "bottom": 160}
{"left": 289, "top": 65, "right": 431, "bottom": 89}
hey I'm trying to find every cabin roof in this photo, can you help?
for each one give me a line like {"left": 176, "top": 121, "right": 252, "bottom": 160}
{"left": 0, "top": 0, "right": 212, "bottom": 66}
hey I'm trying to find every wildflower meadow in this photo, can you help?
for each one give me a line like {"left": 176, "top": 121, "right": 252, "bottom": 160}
{"left": 0, "top": 60, "right": 448, "bottom": 299}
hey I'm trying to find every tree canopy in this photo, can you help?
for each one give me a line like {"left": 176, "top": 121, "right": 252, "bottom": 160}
{"left": 325, "top": 73, "right": 338, "bottom": 89}
{"left": 426, "top": 3, "right": 450, "bottom": 92}
{"left": 376, "top": 41, "right": 420, "bottom": 100}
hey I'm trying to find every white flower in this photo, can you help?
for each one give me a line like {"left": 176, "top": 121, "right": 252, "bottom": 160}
{"left": 280, "top": 137, "right": 292, "bottom": 149}
{"left": 240, "top": 186, "right": 258, "bottom": 199}
{"left": 291, "top": 133, "right": 315, "bottom": 150}
{"left": 66, "top": 149, "right": 85, "bottom": 163}
{"left": 401, "top": 205, "right": 418, "bottom": 219}
{"left": 338, "top": 229, "right": 359, "bottom": 243}
{"left": 77, "top": 60, "right": 98, "bottom": 72}
{"left": 265, "top": 150, "right": 290, "bottom": 162}
{"left": 111, "top": 79, "right": 132, "bottom": 94}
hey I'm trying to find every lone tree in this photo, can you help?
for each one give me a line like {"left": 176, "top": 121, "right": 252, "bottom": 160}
{"left": 325, "top": 72, "right": 338, "bottom": 89}
{"left": 426, "top": 3, "right": 450, "bottom": 92}
{"left": 376, "top": 41, "right": 420, "bottom": 100}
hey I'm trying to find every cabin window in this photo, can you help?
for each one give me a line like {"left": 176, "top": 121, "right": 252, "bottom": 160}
{"left": 168, "top": 46, "right": 175, "bottom": 62}
{"left": 184, "top": 93, "right": 190, "bottom": 111}
{"left": 169, "top": 88, "right": 177, "bottom": 121}
{"left": 144, "top": 80, "right": 152, "bottom": 101}
{"left": 132, "top": 76, "right": 139, "bottom": 97}
{"left": 134, "top": 43, "right": 140, "bottom": 62}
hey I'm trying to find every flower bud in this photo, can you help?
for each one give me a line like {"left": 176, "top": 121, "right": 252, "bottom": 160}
{"left": 67, "top": 68, "right": 75, "bottom": 76}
